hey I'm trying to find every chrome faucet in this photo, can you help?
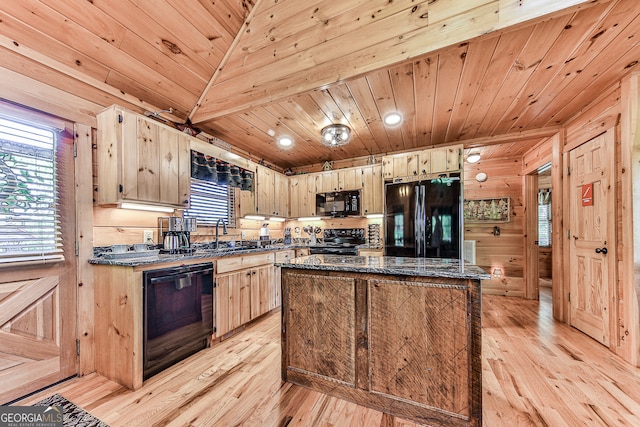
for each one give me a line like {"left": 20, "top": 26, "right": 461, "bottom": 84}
{"left": 215, "top": 219, "right": 228, "bottom": 249}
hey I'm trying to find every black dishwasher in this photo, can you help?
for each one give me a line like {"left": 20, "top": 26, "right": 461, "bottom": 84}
{"left": 143, "top": 262, "right": 214, "bottom": 380}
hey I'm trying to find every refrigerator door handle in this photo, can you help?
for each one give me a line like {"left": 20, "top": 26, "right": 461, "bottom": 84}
{"left": 415, "top": 184, "right": 424, "bottom": 257}
{"left": 414, "top": 186, "right": 420, "bottom": 256}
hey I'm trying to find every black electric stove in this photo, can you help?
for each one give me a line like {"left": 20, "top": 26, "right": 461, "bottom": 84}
{"left": 308, "top": 228, "right": 365, "bottom": 255}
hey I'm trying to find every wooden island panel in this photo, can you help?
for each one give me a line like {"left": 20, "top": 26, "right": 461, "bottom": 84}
{"left": 284, "top": 273, "right": 356, "bottom": 385}
{"left": 369, "top": 279, "right": 470, "bottom": 416}
{"left": 281, "top": 263, "right": 483, "bottom": 427}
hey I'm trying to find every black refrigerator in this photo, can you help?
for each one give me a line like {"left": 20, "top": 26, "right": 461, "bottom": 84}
{"left": 384, "top": 176, "right": 462, "bottom": 259}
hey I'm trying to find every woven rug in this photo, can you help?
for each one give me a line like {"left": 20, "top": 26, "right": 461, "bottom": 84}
{"left": 34, "top": 394, "right": 109, "bottom": 427}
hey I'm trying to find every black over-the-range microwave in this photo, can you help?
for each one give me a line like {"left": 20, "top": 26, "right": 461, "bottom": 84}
{"left": 315, "top": 190, "right": 361, "bottom": 217}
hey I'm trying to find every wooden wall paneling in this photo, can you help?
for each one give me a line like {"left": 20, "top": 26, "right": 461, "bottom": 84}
{"left": 75, "top": 123, "right": 95, "bottom": 375}
{"left": 538, "top": 247, "right": 553, "bottom": 278}
{"left": 522, "top": 137, "right": 553, "bottom": 175}
{"left": 524, "top": 173, "right": 539, "bottom": 300}
{"left": 0, "top": 68, "right": 99, "bottom": 127}
{"left": 464, "top": 156, "right": 524, "bottom": 296}
{"left": 619, "top": 73, "right": 640, "bottom": 366}
{"left": 564, "top": 85, "right": 622, "bottom": 149}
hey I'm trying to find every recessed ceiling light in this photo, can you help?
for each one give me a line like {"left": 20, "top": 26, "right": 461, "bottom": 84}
{"left": 278, "top": 136, "right": 293, "bottom": 147}
{"left": 475, "top": 172, "right": 488, "bottom": 182}
{"left": 467, "top": 153, "right": 481, "bottom": 163}
{"left": 384, "top": 112, "right": 402, "bottom": 126}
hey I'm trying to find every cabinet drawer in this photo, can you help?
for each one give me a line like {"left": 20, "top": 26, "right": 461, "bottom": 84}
{"left": 216, "top": 252, "right": 275, "bottom": 274}
{"left": 275, "top": 250, "right": 296, "bottom": 263}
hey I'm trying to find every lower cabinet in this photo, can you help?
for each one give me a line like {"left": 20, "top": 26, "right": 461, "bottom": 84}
{"left": 215, "top": 252, "right": 280, "bottom": 337}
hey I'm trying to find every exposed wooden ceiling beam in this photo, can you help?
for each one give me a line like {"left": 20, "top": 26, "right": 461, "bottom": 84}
{"left": 461, "top": 126, "right": 562, "bottom": 148}
{"left": 191, "top": 0, "right": 608, "bottom": 123}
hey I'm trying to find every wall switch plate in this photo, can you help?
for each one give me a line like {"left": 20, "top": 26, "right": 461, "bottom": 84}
{"left": 241, "top": 231, "right": 246, "bottom": 239}
{"left": 143, "top": 230, "right": 154, "bottom": 243}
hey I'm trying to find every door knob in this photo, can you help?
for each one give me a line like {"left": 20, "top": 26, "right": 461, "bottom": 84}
{"left": 595, "top": 247, "right": 608, "bottom": 255}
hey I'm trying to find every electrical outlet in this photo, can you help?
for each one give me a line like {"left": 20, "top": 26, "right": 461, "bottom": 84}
{"left": 143, "top": 230, "right": 154, "bottom": 244}
{"left": 241, "top": 231, "right": 246, "bottom": 239}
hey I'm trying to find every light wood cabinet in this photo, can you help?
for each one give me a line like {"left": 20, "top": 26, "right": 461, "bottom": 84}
{"left": 317, "top": 167, "right": 363, "bottom": 193}
{"left": 289, "top": 174, "right": 317, "bottom": 218}
{"left": 274, "top": 172, "right": 289, "bottom": 217}
{"left": 215, "top": 252, "right": 277, "bottom": 337}
{"left": 382, "top": 144, "right": 462, "bottom": 182}
{"left": 97, "top": 106, "right": 190, "bottom": 208}
{"left": 215, "top": 270, "right": 250, "bottom": 336}
{"left": 247, "top": 165, "right": 288, "bottom": 217}
{"left": 360, "top": 164, "right": 383, "bottom": 215}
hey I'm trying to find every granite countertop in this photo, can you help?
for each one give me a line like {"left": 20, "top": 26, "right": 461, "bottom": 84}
{"left": 276, "top": 254, "right": 490, "bottom": 280}
{"left": 89, "top": 244, "right": 303, "bottom": 267}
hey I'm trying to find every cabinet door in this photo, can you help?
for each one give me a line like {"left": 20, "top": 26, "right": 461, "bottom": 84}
{"left": 216, "top": 272, "right": 244, "bottom": 336}
{"left": 430, "top": 145, "right": 461, "bottom": 173}
{"left": 417, "top": 150, "right": 429, "bottom": 175}
{"left": 361, "top": 165, "right": 383, "bottom": 215}
{"left": 133, "top": 116, "right": 161, "bottom": 202}
{"left": 239, "top": 270, "right": 252, "bottom": 325}
{"left": 158, "top": 127, "right": 189, "bottom": 206}
{"left": 98, "top": 108, "right": 189, "bottom": 208}
{"left": 274, "top": 172, "right": 288, "bottom": 217}
{"left": 259, "top": 265, "right": 274, "bottom": 313}
{"left": 406, "top": 153, "right": 419, "bottom": 177}
{"left": 320, "top": 171, "right": 339, "bottom": 192}
{"left": 301, "top": 174, "right": 317, "bottom": 217}
{"left": 338, "top": 168, "right": 360, "bottom": 191}
{"left": 256, "top": 165, "right": 275, "bottom": 215}
{"left": 289, "top": 176, "right": 301, "bottom": 218}
{"left": 215, "top": 274, "right": 231, "bottom": 336}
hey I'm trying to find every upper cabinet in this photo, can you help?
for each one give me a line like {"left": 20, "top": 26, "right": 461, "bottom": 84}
{"left": 360, "top": 164, "right": 383, "bottom": 215}
{"left": 97, "top": 106, "right": 190, "bottom": 208}
{"left": 289, "top": 174, "right": 317, "bottom": 218}
{"left": 382, "top": 145, "right": 462, "bottom": 181}
{"left": 240, "top": 164, "right": 289, "bottom": 218}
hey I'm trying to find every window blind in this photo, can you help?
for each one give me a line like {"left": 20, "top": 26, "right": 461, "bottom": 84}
{"left": 0, "top": 117, "right": 63, "bottom": 265}
{"left": 184, "top": 178, "right": 236, "bottom": 227}
{"left": 538, "top": 203, "right": 552, "bottom": 247}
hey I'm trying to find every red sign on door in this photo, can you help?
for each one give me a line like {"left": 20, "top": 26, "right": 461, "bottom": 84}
{"left": 582, "top": 183, "right": 593, "bottom": 206}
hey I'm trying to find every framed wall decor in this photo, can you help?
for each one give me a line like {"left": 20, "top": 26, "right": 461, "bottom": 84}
{"left": 463, "top": 197, "right": 510, "bottom": 223}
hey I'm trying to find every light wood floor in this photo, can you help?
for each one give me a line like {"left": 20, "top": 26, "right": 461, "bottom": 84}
{"left": 16, "top": 288, "right": 640, "bottom": 426}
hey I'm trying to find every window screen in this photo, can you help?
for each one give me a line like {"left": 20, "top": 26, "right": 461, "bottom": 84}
{"left": 0, "top": 117, "right": 63, "bottom": 265}
{"left": 184, "top": 178, "right": 236, "bottom": 227}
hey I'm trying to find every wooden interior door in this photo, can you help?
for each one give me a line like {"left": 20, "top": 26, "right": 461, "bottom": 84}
{"left": 568, "top": 131, "right": 615, "bottom": 346}
{"left": 0, "top": 130, "right": 77, "bottom": 404}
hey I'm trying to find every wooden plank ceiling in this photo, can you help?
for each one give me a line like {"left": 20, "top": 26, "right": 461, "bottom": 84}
{"left": 0, "top": 0, "right": 639, "bottom": 169}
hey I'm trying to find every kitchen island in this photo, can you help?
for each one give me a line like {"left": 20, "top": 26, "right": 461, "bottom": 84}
{"left": 277, "top": 255, "right": 489, "bottom": 427}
